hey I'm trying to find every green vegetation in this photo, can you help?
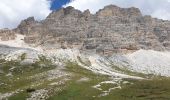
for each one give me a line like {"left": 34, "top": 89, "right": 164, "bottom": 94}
{"left": 48, "top": 61, "right": 109, "bottom": 100}
{"left": 99, "top": 83, "right": 118, "bottom": 91}
{"left": 102, "top": 58, "right": 154, "bottom": 78}
{"left": 49, "top": 77, "right": 170, "bottom": 100}
{"left": 8, "top": 92, "right": 29, "bottom": 100}
{"left": 20, "top": 53, "right": 27, "bottom": 61}
{"left": 100, "top": 78, "right": 170, "bottom": 100}
{"left": 77, "top": 56, "right": 91, "bottom": 66}
{"left": 0, "top": 54, "right": 56, "bottom": 93}
{"left": 48, "top": 61, "right": 170, "bottom": 100}
{"left": 1, "top": 58, "right": 170, "bottom": 100}
{"left": 64, "top": 61, "right": 103, "bottom": 78}
{"left": 111, "top": 64, "right": 154, "bottom": 78}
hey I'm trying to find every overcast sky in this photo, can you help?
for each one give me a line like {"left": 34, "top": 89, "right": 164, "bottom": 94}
{"left": 0, "top": 0, "right": 170, "bottom": 29}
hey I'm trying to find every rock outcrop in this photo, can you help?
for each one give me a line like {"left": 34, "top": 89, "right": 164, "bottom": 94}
{"left": 1, "top": 4, "right": 170, "bottom": 54}
{"left": 0, "top": 29, "right": 16, "bottom": 41}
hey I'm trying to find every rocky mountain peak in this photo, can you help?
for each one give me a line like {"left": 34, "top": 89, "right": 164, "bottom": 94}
{"left": 83, "top": 9, "right": 91, "bottom": 17}
{"left": 15, "top": 17, "right": 37, "bottom": 34}
{"left": 47, "top": 6, "right": 82, "bottom": 19}
{"left": 20, "top": 17, "right": 36, "bottom": 25}
{"left": 103, "top": 4, "right": 120, "bottom": 9}
{"left": 96, "top": 4, "right": 142, "bottom": 17}
{"left": 63, "top": 6, "right": 75, "bottom": 14}
{"left": 47, "top": 8, "right": 65, "bottom": 19}
{"left": 125, "top": 7, "right": 142, "bottom": 17}
{"left": 10, "top": 4, "right": 170, "bottom": 54}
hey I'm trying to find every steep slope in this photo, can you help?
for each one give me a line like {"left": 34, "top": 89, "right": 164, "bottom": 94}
{"left": 14, "top": 4, "right": 170, "bottom": 54}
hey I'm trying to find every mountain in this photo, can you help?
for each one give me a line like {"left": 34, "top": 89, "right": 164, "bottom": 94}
{"left": 14, "top": 4, "right": 170, "bottom": 53}
{"left": 1, "top": 5, "right": 170, "bottom": 100}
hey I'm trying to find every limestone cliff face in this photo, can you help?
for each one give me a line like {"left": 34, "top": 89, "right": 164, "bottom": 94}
{"left": 1, "top": 5, "right": 170, "bottom": 54}
{"left": 96, "top": 5, "right": 142, "bottom": 17}
{"left": 0, "top": 29, "right": 16, "bottom": 41}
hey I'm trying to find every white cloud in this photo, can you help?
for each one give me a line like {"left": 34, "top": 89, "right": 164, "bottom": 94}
{"left": 0, "top": 0, "right": 51, "bottom": 29}
{"left": 65, "top": 0, "right": 170, "bottom": 20}
{"left": 152, "top": 9, "right": 170, "bottom": 20}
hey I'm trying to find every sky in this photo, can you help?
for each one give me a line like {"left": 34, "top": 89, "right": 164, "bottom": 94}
{"left": 50, "top": 0, "right": 71, "bottom": 10}
{"left": 0, "top": 0, "right": 170, "bottom": 29}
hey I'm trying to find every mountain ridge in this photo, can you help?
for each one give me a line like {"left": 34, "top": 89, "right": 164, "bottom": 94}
{"left": 0, "top": 5, "right": 170, "bottom": 55}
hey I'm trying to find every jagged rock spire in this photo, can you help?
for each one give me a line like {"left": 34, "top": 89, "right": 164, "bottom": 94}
{"left": 96, "top": 4, "right": 142, "bottom": 17}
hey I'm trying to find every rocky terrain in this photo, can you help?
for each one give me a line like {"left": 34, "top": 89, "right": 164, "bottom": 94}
{"left": 14, "top": 5, "right": 170, "bottom": 53}
{"left": 1, "top": 4, "right": 170, "bottom": 100}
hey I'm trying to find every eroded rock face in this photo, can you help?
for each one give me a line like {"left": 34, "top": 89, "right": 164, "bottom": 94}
{"left": 0, "top": 29, "right": 16, "bottom": 41}
{"left": 96, "top": 5, "right": 142, "bottom": 17}
{"left": 7, "top": 5, "right": 170, "bottom": 54}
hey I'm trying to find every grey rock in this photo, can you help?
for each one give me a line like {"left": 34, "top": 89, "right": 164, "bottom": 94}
{"left": 0, "top": 29, "right": 16, "bottom": 41}
{"left": 1, "top": 4, "right": 170, "bottom": 54}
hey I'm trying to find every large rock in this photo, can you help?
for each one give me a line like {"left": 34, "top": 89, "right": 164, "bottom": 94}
{"left": 0, "top": 29, "right": 16, "bottom": 41}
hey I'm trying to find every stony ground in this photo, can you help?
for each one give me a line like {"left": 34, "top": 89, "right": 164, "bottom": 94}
{"left": 1, "top": 46, "right": 170, "bottom": 100}
{"left": 0, "top": 50, "right": 170, "bottom": 100}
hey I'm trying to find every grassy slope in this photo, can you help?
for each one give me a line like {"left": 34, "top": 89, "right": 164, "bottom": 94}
{"left": 0, "top": 55, "right": 55, "bottom": 93}
{"left": 101, "top": 78, "right": 170, "bottom": 100}
{"left": 48, "top": 62, "right": 170, "bottom": 100}
{"left": 1, "top": 58, "right": 170, "bottom": 100}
